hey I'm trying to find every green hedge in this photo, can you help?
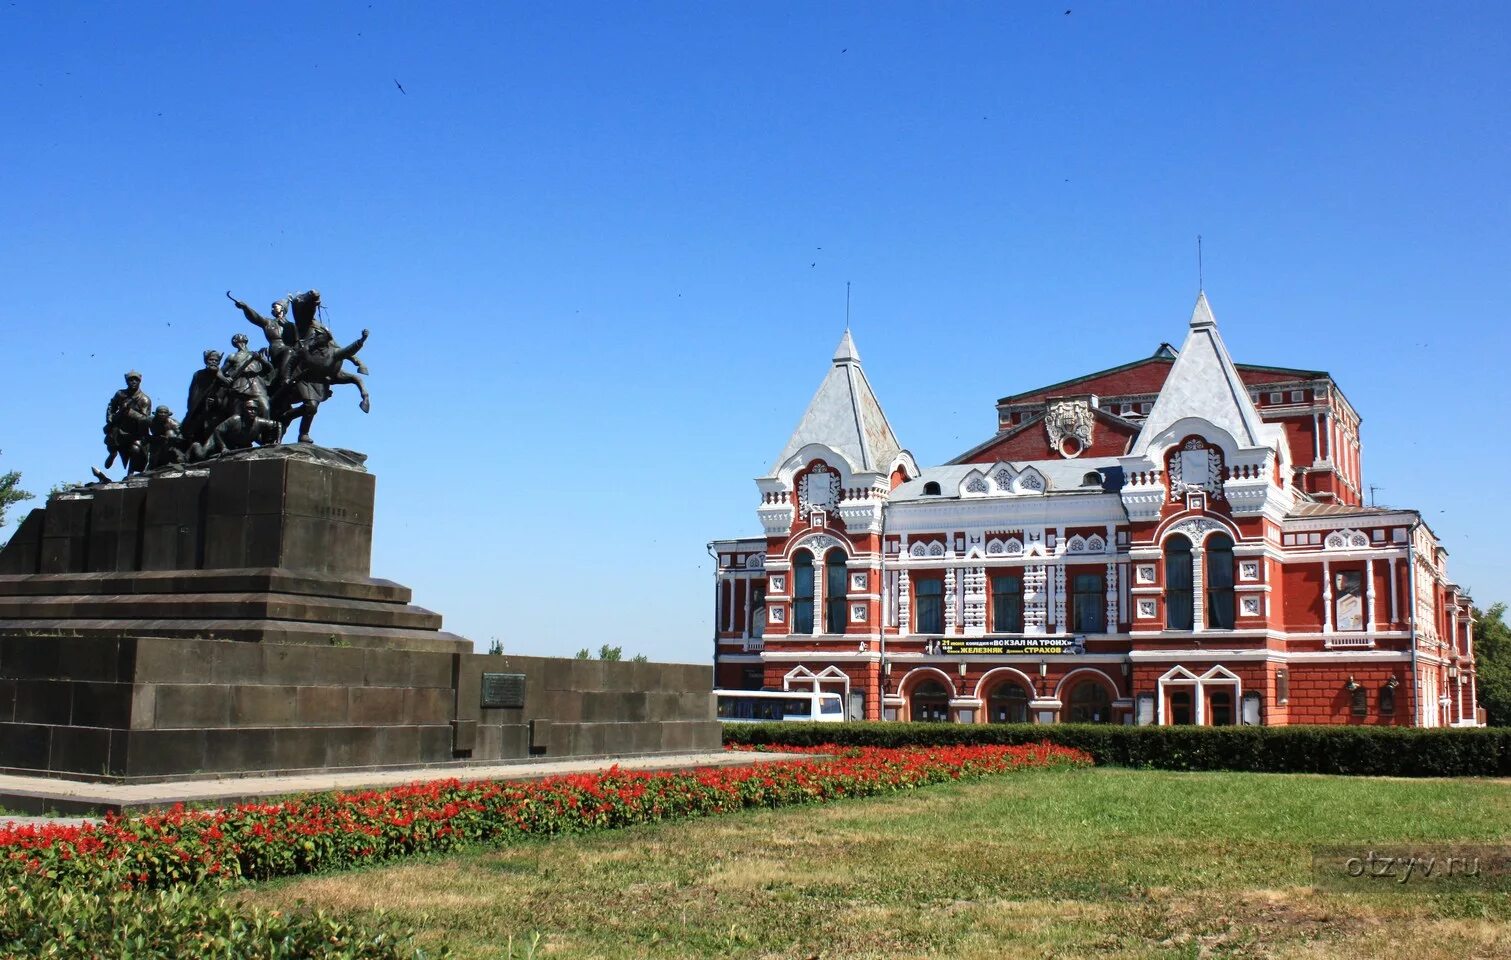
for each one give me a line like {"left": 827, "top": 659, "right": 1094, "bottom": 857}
{"left": 723, "top": 722, "right": 1511, "bottom": 777}
{"left": 0, "top": 871, "right": 443, "bottom": 960}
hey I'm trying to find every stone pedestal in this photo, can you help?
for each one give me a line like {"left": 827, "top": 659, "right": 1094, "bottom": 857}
{"left": 0, "top": 446, "right": 718, "bottom": 784}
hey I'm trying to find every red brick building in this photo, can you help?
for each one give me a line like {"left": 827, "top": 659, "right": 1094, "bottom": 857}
{"left": 711, "top": 294, "right": 1481, "bottom": 727}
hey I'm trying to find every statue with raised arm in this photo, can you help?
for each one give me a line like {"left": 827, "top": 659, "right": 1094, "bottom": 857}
{"left": 103, "top": 370, "right": 153, "bottom": 475}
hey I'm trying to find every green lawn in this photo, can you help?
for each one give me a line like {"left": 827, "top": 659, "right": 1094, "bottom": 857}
{"left": 244, "top": 768, "right": 1511, "bottom": 959}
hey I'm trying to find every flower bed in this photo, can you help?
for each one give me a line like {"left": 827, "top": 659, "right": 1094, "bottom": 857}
{"left": 0, "top": 743, "right": 1089, "bottom": 891}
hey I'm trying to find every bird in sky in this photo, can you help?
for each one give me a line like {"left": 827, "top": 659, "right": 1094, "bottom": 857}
{"left": 394, "top": 79, "right": 406, "bottom": 95}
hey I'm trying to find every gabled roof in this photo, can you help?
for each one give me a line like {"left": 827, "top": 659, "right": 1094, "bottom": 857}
{"left": 996, "top": 345, "right": 1328, "bottom": 406}
{"left": 768, "top": 331, "right": 904, "bottom": 477}
{"left": 1131, "top": 293, "right": 1270, "bottom": 455}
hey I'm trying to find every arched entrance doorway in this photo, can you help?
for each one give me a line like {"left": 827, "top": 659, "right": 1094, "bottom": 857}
{"left": 1066, "top": 680, "right": 1112, "bottom": 723}
{"left": 986, "top": 682, "right": 1030, "bottom": 723}
{"left": 909, "top": 679, "right": 950, "bottom": 722}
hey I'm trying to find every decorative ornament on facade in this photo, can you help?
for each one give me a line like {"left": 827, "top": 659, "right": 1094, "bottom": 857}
{"left": 992, "top": 466, "right": 1015, "bottom": 490}
{"left": 799, "top": 533, "right": 842, "bottom": 555}
{"left": 1016, "top": 468, "right": 1045, "bottom": 493}
{"left": 986, "top": 536, "right": 1024, "bottom": 556}
{"left": 745, "top": 553, "right": 766, "bottom": 570}
{"left": 1241, "top": 596, "right": 1262, "bottom": 616}
{"left": 1168, "top": 517, "right": 1225, "bottom": 541}
{"left": 1045, "top": 399, "right": 1095, "bottom": 458}
{"left": 965, "top": 475, "right": 990, "bottom": 494}
{"left": 1166, "top": 437, "right": 1226, "bottom": 501}
{"left": 1324, "top": 529, "right": 1370, "bottom": 550}
{"left": 1239, "top": 560, "right": 1259, "bottom": 580}
{"left": 798, "top": 465, "right": 840, "bottom": 515}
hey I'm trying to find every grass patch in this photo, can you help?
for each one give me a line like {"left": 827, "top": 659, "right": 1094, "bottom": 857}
{"left": 244, "top": 767, "right": 1511, "bottom": 958}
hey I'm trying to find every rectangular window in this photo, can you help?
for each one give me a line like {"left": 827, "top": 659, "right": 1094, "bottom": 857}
{"left": 1335, "top": 570, "right": 1364, "bottom": 631}
{"left": 1071, "top": 573, "right": 1105, "bottom": 633}
{"left": 1268, "top": 392, "right": 1282, "bottom": 404}
{"left": 914, "top": 578, "right": 943, "bottom": 634}
{"left": 1291, "top": 389, "right": 1304, "bottom": 403}
{"left": 991, "top": 575, "right": 1023, "bottom": 633}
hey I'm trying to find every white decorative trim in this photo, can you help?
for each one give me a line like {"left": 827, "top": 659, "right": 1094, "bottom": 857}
{"left": 1138, "top": 598, "right": 1156, "bottom": 619}
{"left": 1325, "top": 528, "right": 1371, "bottom": 550}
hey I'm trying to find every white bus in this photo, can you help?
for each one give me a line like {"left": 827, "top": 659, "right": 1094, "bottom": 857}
{"left": 714, "top": 688, "right": 845, "bottom": 723}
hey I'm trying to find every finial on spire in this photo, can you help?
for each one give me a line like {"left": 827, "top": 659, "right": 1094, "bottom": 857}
{"left": 1197, "top": 234, "right": 1204, "bottom": 292}
{"left": 845, "top": 280, "right": 851, "bottom": 332}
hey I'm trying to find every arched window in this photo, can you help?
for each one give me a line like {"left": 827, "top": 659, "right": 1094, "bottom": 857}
{"left": 922, "top": 481, "right": 942, "bottom": 496}
{"left": 1206, "top": 534, "right": 1235, "bottom": 629}
{"left": 792, "top": 551, "right": 814, "bottom": 634}
{"left": 1082, "top": 471, "right": 1103, "bottom": 487}
{"left": 991, "top": 575, "right": 1023, "bottom": 633}
{"left": 987, "top": 682, "right": 1029, "bottom": 723}
{"left": 910, "top": 679, "right": 950, "bottom": 722}
{"left": 1207, "top": 688, "right": 1235, "bottom": 725}
{"left": 1165, "top": 535, "right": 1194, "bottom": 630}
{"left": 1167, "top": 689, "right": 1194, "bottom": 725}
{"left": 824, "top": 550, "right": 847, "bottom": 633}
{"left": 914, "top": 577, "right": 944, "bottom": 634}
{"left": 1068, "top": 681, "right": 1112, "bottom": 723}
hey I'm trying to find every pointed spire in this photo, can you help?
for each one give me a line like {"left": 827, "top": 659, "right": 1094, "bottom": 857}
{"left": 768, "top": 332, "right": 902, "bottom": 477}
{"left": 1132, "top": 294, "right": 1268, "bottom": 455}
{"left": 1190, "top": 291, "right": 1216, "bottom": 329}
{"left": 833, "top": 329, "right": 861, "bottom": 364}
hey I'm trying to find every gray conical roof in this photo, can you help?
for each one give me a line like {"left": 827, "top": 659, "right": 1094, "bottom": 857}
{"left": 768, "top": 331, "right": 903, "bottom": 476}
{"left": 1132, "top": 293, "right": 1268, "bottom": 454}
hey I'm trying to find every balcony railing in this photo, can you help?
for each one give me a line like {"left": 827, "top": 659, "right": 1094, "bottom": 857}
{"left": 1323, "top": 633, "right": 1374, "bottom": 649}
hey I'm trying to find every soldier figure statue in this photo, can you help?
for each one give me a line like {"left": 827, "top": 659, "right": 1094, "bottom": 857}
{"left": 183, "top": 348, "right": 224, "bottom": 445}
{"left": 145, "top": 406, "right": 185, "bottom": 470}
{"left": 189, "top": 399, "right": 278, "bottom": 462}
{"left": 104, "top": 370, "right": 153, "bottom": 475}
{"left": 219, "top": 333, "right": 273, "bottom": 418}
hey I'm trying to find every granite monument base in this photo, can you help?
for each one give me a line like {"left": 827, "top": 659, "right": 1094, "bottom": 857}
{"left": 0, "top": 447, "right": 718, "bottom": 784}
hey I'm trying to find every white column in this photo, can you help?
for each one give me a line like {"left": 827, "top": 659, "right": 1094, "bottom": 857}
{"left": 1312, "top": 412, "right": 1321, "bottom": 461}
{"left": 1365, "top": 558, "right": 1376, "bottom": 631}
{"left": 1191, "top": 544, "right": 1206, "bottom": 632}
{"left": 812, "top": 560, "right": 824, "bottom": 635}
{"left": 897, "top": 569, "right": 910, "bottom": 637}
{"left": 1321, "top": 559, "right": 1333, "bottom": 634}
{"left": 1051, "top": 562, "right": 1067, "bottom": 632}
{"left": 1104, "top": 561, "right": 1118, "bottom": 634}
{"left": 943, "top": 567, "right": 957, "bottom": 634}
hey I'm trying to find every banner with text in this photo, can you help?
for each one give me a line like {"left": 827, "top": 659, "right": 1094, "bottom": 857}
{"left": 938, "top": 637, "right": 1085, "bottom": 656}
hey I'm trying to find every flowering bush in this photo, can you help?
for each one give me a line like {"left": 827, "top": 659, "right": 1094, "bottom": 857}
{"left": 0, "top": 743, "right": 1089, "bottom": 893}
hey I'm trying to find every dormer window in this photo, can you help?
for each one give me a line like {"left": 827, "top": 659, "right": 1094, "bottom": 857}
{"left": 923, "top": 481, "right": 941, "bottom": 496}
{"left": 1082, "top": 471, "right": 1102, "bottom": 487}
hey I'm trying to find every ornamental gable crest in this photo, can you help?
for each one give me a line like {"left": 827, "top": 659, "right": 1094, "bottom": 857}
{"left": 1045, "top": 399, "right": 1095, "bottom": 458}
{"left": 1166, "top": 437, "right": 1225, "bottom": 501}
{"left": 798, "top": 464, "right": 840, "bottom": 514}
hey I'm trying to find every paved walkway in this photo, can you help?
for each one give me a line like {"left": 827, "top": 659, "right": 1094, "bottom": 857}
{"left": 0, "top": 749, "right": 802, "bottom": 823}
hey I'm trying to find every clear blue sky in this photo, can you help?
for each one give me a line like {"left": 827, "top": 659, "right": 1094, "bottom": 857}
{"left": 2, "top": 3, "right": 1507, "bottom": 662}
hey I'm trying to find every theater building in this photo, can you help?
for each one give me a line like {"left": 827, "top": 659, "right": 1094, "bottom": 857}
{"left": 710, "top": 294, "right": 1481, "bottom": 727}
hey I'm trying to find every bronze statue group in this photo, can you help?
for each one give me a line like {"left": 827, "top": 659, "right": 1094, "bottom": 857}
{"left": 99, "top": 290, "right": 370, "bottom": 479}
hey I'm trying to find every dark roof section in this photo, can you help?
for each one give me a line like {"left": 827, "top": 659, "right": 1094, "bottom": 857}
{"left": 996, "top": 347, "right": 1331, "bottom": 406}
